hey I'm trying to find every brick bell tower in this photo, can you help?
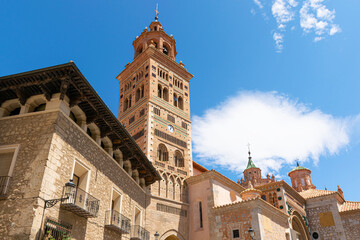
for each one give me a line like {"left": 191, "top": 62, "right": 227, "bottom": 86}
{"left": 117, "top": 12, "right": 193, "bottom": 238}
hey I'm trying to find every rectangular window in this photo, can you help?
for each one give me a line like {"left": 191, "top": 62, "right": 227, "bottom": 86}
{"left": 233, "top": 229, "right": 240, "bottom": 238}
{"left": 199, "top": 202, "right": 203, "bottom": 228}
{"left": 181, "top": 122, "right": 187, "bottom": 129}
{"left": 0, "top": 145, "right": 19, "bottom": 196}
{"left": 152, "top": 65, "right": 156, "bottom": 70}
{"left": 129, "top": 116, "right": 135, "bottom": 125}
{"left": 152, "top": 73, "right": 156, "bottom": 77}
{"left": 154, "top": 107, "right": 161, "bottom": 116}
{"left": 140, "top": 109, "right": 145, "bottom": 117}
{"left": 132, "top": 130, "right": 144, "bottom": 140}
{"left": 167, "top": 114, "right": 175, "bottom": 123}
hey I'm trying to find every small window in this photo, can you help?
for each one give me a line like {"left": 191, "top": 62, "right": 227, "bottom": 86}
{"left": 34, "top": 103, "right": 46, "bottom": 112}
{"left": 181, "top": 122, "right": 187, "bottom": 129}
{"left": 129, "top": 116, "right": 135, "bottom": 125}
{"left": 152, "top": 73, "right": 156, "bottom": 77}
{"left": 154, "top": 108, "right": 160, "bottom": 116}
{"left": 146, "top": 65, "right": 149, "bottom": 70}
{"left": 9, "top": 107, "right": 21, "bottom": 116}
{"left": 152, "top": 65, "right": 156, "bottom": 70}
{"left": 140, "top": 109, "right": 145, "bottom": 117}
{"left": 167, "top": 114, "right": 175, "bottom": 123}
{"left": 199, "top": 202, "right": 203, "bottom": 228}
{"left": 233, "top": 229, "right": 240, "bottom": 239}
{"left": 145, "top": 73, "right": 148, "bottom": 78}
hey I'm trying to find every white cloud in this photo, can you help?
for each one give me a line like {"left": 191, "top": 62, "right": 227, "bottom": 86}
{"left": 192, "top": 91, "right": 352, "bottom": 175}
{"left": 300, "top": 0, "right": 341, "bottom": 37}
{"left": 254, "top": 0, "right": 264, "bottom": 9}
{"left": 314, "top": 36, "right": 324, "bottom": 42}
{"left": 250, "top": 0, "right": 341, "bottom": 51}
{"left": 273, "top": 32, "right": 284, "bottom": 51}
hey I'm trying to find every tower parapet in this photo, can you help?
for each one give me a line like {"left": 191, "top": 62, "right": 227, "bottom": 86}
{"left": 288, "top": 162, "right": 316, "bottom": 192}
{"left": 133, "top": 21, "right": 177, "bottom": 60}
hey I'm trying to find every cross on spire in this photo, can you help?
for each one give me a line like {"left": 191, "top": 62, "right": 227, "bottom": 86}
{"left": 155, "top": 3, "right": 159, "bottom": 21}
{"left": 247, "top": 143, "right": 251, "bottom": 158}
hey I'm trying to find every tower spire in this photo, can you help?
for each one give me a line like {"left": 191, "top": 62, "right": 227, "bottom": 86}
{"left": 245, "top": 144, "right": 257, "bottom": 169}
{"left": 155, "top": 3, "right": 159, "bottom": 21}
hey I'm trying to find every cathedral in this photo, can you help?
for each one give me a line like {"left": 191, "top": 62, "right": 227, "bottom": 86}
{"left": 0, "top": 15, "right": 359, "bottom": 240}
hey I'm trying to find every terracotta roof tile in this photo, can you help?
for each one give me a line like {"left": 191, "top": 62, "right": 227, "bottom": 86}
{"left": 299, "top": 189, "right": 337, "bottom": 199}
{"left": 340, "top": 201, "right": 360, "bottom": 213}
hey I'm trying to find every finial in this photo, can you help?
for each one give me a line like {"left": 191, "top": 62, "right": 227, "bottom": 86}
{"left": 155, "top": 3, "right": 159, "bottom": 21}
{"left": 296, "top": 161, "right": 299, "bottom": 167}
{"left": 247, "top": 143, "right": 251, "bottom": 159}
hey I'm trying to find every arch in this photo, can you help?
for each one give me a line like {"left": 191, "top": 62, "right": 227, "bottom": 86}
{"left": 175, "top": 178, "right": 182, "bottom": 201}
{"left": 124, "top": 98, "right": 129, "bottom": 111}
{"left": 69, "top": 105, "right": 86, "bottom": 126}
{"left": 157, "top": 144, "right": 168, "bottom": 162}
{"left": 135, "top": 88, "right": 141, "bottom": 102}
{"left": 113, "top": 149, "right": 123, "bottom": 166}
{"left": 135, "top": 45, "right": 143, "bottom": 57}
{"left": 141, "top": 85, "right": 145, "bottom": 98}
{"left": 178, "top": 96, "right": 184, "bottom": 110}
{"left": 0, "top": 99, "right": 21, "bottom": 117}
{"left": 160, "top": 173, "right": 168, "bottom": 198}
{"left": 181, "top": 181, "right": 188, "bottom": 203}
{"left": 27, "top": 95, "right": 47, "bottom": 113}
{"left": 168, "top": 175, "right": 175, "bottom": 200}
{"left": 174, "top": 150, "right": 184, "bottom": 167}
{"left": 162, "top": 42, "right": 172, "bottom": 57}
{"left": 87, "top": 123, "right": 100, "bottom": 141}
{"left": 160, "top": 230, "right": 185, "bottom": 240}
{"left": 290, "top": 211, "right": 311, "bottom": 240}
{"left": 173, "top": 93, "right": 178, "bottom": 107}
{"left": 128, "top": 94, "right": 132, "bottom": 108}
{"left": 163, "top": 88, "right": 169, "bottom": 102}
{"left": 101, "top": 136, "right": 113, "bottom": 155}
{"left": 158, "top": 84, "right": 162, "bottom": 98}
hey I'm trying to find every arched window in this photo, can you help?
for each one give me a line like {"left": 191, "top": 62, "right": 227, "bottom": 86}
{"left": 261, "top": 195, "right": 267, "bottom": 201}
{"left": 135, "top": 88, "right": 141, "bottom": 102}
{"left": 33, "top": 103, "right": 46, "bottom": 112}
{"left": 0, "top": 99, "right": 21, "bottom": 117}
{"left": 128, "top": 94, "right": 132, "bottom": 108}
{"left": 141, "top": 85, "right": 145, "bottom": 98}
{"left": 124, "top": 98, "right": 129, "bottom": 111}
{"left": 174, "top": 150, "right": 184, "bottom": 167}
{"left": 178, "top": 96, "right": 184, "bottom": 110}
{"left": 173, "top": 93, "right": 178, "bottom": 107}
{"left": 180, "top": 82, "right": 183, "bottom": 89}
{"left": 163, "top": 45, "right": 169, "bottom": 55}
{"left": 157, "top": 144, "right": 168, "bottom": 162}
{"left": 158, "top": 84, "right": 162, "bottom": 98}
{"left": 163, "top": 88, "right": 169, "bottom": 102}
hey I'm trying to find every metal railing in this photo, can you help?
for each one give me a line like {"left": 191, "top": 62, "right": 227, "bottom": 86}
{"left": 61, "top": 187, "right": 100, "bottom": 217}
{"left": 105, "top": 210, "right": 131, "bottom": 234}
{"left": 131, "top": 225, "right": 150, "bottom": 240}
{"left": 0, "top": 176, "right": 11, "bottom": 196}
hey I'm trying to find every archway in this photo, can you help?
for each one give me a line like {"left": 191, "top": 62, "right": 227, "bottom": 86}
{"left": 165, "top": 235, "right": 180, "bottom": 240}
{"left": 160, "top": 230, "right": 185, "bottom": 240}
{"left": 291, "top": 211, "right": 310, "bottom": 240}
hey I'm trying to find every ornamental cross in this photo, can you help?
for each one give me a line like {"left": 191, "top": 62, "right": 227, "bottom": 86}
{"left": 155, "top": 3, "right": 159, "bottom": 21}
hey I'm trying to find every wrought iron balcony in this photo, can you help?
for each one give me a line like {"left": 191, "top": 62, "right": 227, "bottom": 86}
{"left": 0, "top": 176, "right": 11, "bottom": 197}
{"left": 61, "top": 187, "right": 99, "bottom": 218}
{"left": 105, "top": 210, "right": 131, "bottom": 234}
{"left": 130, "top": 225, "right": 150, "bottom": 240}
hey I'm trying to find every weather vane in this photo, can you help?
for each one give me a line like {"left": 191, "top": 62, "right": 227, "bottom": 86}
{"left": 155, "top": 3, "right": 159, "bottom": 21}
{"left": 247, "top": 143, "right": 251, "bottom": 157}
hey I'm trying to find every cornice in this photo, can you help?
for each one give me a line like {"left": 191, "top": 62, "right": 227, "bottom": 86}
{"left": 117, "top": 46, "right": 193, "bottom": 82}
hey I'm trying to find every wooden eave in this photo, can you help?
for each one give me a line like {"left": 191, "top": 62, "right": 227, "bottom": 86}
{"left": 0, "top": 62, "right": 161, "bottom": 185}
{"left": 117, "top": 46, "right": 193, "bottom": 82}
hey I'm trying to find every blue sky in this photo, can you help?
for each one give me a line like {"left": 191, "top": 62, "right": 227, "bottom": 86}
{"left": 1, "top": 0, "right": 359, "bottom": 200}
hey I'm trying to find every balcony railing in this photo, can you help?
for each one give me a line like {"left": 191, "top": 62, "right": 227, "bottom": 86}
{"left": 0, "top": 176, "right": 11, "bottom": 197}
{"left": 61, "top": 187, "right": 99, "bottom": 218}
{"left": 105, "top": 210, "right": 131, "bottom": 234}
{"left": 131, "top": 225, "right": 150, "bottom": 240}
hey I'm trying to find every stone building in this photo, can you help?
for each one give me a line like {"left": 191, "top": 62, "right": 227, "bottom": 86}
{"left": 1, "top": 15, "right": 360, "bottom": 240}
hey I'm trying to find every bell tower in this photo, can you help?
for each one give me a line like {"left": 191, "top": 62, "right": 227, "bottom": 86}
{"left": 117, "top": 14, "right": 193, "bottom": 239}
